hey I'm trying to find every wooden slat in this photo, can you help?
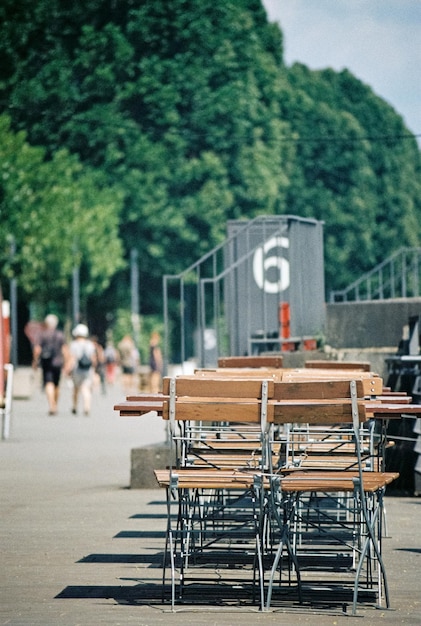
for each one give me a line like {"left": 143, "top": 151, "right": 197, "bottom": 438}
{"left": 154, "top": 468, "right": 265, "bottom": 489}
{"left": 217, "top": 355, "right": 283, "bottom": 368}
{"left": 195, "top": 368, "right": 282, "bottom": 378}
{"left": 192, "top": 439, "right": 268, "bottom": 450}
{"left": 279, "top": 470, "right": 399, "bottom": 493}
{"left": 374, "top": 394, "right": 412, "bottom": 403}
{"left": 292, "top": 456, "right": 361, "bottom": 470}
{"left": 305, "top": 360, "right": 372, "bottom": 371}
{"left": 271, "top": 399, "right": 367, "bottom": 424}
{"left": 114, "top": 400, "right": 164, "bottom": 416}
{"left": 124, "top": 393, "right": 167, "bottom": 401}
{"left": 279, "top": 370, "right": 383, "bottom": 396}
{"left": 365, "top": 401, "right": 421, "bottom": 418}
{"left": 154, "top": 468, "right": 399, "bottom": 492}
{"left": 274, "top": 379, "right": 365, "bottom": 400}
{"left": 162, "top": 398, "right": 275, "bottom": 422}
{"left": 175, "top": 376, "right": 275, "bottom": 398}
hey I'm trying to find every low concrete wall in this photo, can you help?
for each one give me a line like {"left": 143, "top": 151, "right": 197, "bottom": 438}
{"left": 130, "top": 444, "right": 174, "bottom": 489}
{"left": 326, "top": 298, "right": 421, "bottom": 350}
{"left": 12, "top": 367, "right": 36, "bottom": 400}
{"left": 277, "top": 347, "right": 394, "bottom": 380}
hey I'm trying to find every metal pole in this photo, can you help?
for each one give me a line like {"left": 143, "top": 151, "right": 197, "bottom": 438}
{"left": 72, "top": 265, "right": 80, "bottom": 327}
{"left": 163, "top": 275, "right": 169, "bottom": 376}
{"left": 130, "top": 248, "right": 140, "bottom": 348}
{"left": 72, "top": 240, "right": 80, "bottom": 326}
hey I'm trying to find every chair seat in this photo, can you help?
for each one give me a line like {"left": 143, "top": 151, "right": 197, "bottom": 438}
{"left": 279, "top": 470, "right": 399, "bottom": 493}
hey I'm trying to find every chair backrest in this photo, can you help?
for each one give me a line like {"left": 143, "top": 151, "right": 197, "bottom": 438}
{"left": 271, "top": 379, "right": 372, "bottom": 472}
{"left": 163, "top": 375, "right": 276, "bottom": 471}
{"left": 271, "top": 379, "right": 368, "bottom": 425}
{"left": 162, "top": 376, "right": 274, "bottom": 424}
{"left": 274, "top": 379, "right": 366, "bottom": 400}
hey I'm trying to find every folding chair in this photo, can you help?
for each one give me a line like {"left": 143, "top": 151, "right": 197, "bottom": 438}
{"left": 155, "top": 376, "right": 274, "bottom": 610}
{"left": 266, "top": 379, "right": 399, "bottom": 614}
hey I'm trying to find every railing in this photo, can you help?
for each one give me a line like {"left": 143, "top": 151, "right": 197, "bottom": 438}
{"left": 163, "top": 216, "right": 293, "bottom": 369}
{"left": 330, "top": 247, "right": 421, "bottom": 302}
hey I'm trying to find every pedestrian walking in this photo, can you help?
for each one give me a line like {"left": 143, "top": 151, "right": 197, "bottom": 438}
{"left": 149, "top": 331, "right": 163, "bottom": 393}
{"left": 91, "top": 336, "right": 106, "bottom": 394}
{"left": 104, "top": 340, "right": 118, "bottom": 385}
{"left": 67, "top": 323, "right": 96, "bottom": 416}
{"left": 117, "top": 335, "right": 139, "bottom": 393}
{"left": 32, "top": 314, "right": 68, "bottom": 415}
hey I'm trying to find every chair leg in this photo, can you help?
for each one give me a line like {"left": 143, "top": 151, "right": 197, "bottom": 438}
{"left": 351, "top": 484, "right": 390, "bottom": 615}
{"left": 266, "top": 490, "right": 302, "bottom": 609}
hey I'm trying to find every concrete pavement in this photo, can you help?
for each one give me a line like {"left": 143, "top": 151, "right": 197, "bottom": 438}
{"left": 1, "top": 368, "right": 420, "bottom": 625}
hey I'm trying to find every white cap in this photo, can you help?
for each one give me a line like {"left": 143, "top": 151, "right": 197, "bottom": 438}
{"left": 72, "top": 323, "right": 89, "bottom": 338}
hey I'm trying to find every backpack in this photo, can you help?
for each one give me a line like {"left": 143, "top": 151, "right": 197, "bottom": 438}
{"left": 40, "top": 346, "right": 53, "bottom": 361}
{"left": 40, "top": 336, "right": 55, "bottom": 362}
{"left": 78, "top": 351, "right": 92, "bottom": 370}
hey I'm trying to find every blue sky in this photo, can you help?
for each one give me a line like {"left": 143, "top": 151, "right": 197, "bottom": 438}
{"left": 262, "top": 0, "right": 421, "bottom": 141}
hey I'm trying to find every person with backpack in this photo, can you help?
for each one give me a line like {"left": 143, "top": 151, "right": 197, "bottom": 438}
{"left": 68, "top": 323, "right": 96, "bottom": 416}
{"left": 32, "top": 314, "right": 69, "bottom": 416}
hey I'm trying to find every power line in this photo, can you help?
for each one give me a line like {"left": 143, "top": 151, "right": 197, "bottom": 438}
{"left": 279, "top": 133, "right": 421, "bottom": 144}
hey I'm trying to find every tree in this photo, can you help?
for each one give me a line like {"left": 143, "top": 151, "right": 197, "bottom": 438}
{"left": 1, "top": 0, "right": 293, "bottom": 314}
{"left": 279, "top": 64, "right": 421, "bottom": 291}
{"left": 0, "top": 114, "right": 124, "bottom": 312}
{"left": 1, "top": 0, "right": 420, "bottom": 313}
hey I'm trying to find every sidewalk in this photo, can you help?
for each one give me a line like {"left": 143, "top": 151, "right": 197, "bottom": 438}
{"left": 0, "top": 369, "right": 420, "bottom": 625}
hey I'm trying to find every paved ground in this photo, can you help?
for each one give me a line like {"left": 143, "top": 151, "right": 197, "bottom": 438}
{"left": 1, "top": 369, "right": 420, "bottom": 626}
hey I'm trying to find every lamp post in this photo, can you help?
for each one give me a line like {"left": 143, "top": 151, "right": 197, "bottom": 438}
{"left": 131, "top": 248, "right": 140, "bottom": 348}
{"left": 72, "top": 241, "right": 80, "bottom": 327}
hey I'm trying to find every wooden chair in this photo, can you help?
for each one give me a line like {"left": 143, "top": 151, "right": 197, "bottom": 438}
{"left": 272, "top": 379, "right": 380, "bottom": 473}
{"left": 155, "top": 375, "right": 275, "bottom": 610}
{"left": 114, "top": 365, "right": 421, "bottom": 614}
{"left": 265, "top": 379, "right": 399, "bottom": 614}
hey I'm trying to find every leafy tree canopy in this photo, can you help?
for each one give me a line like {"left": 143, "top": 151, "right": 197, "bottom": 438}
{"left": 1, "top": 0, "right": 420, "bottom": 324}
{"left": 279, "top": 64, "right": 421, "bottom": 290}
{"left": 0, "top": 114, "right": 124, "bottom": 310}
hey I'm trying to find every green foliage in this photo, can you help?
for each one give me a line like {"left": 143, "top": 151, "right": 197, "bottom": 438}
{"left": 0, "top": 114, "right": 124, "bottom": 309}
{"left": 1, "top": 0, "right": 292, "bottom": 315}
{"left": 1, "top": 0, "right": 420, "bottom": 329}
{"left": 279, "top": 64, "right": 421, "bottom": 291}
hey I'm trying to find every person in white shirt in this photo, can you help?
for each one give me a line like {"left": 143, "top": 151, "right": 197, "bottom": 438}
{"left": 67, "top": 323, "right": 97, "bottom": 416}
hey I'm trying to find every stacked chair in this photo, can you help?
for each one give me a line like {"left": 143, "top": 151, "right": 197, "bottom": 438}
{"left": 115, "top": 357, "right": 421, "bottom": 614}
{"left": 265, "top": 376, "right": 397, "bottom": 614}
{"left": 155, "top": 375, "right": 274, "bottom": 610}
